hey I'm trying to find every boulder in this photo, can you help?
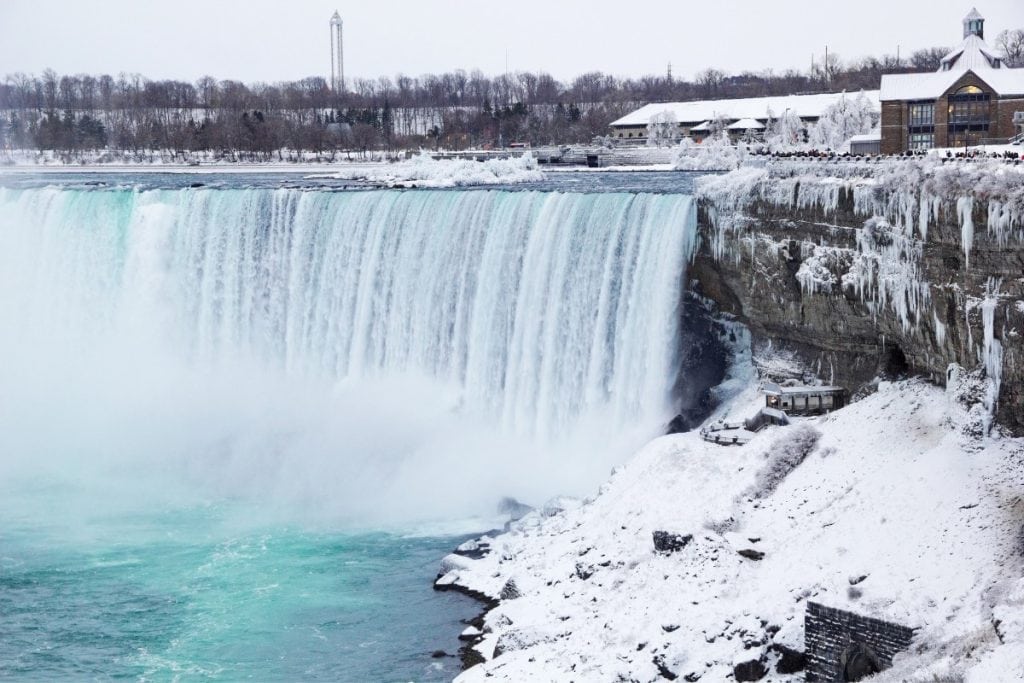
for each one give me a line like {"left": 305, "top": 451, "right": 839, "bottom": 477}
{"left": 772, "top": 643, "right": 806, "bottom": 674}
{"left": 733, "top": 659, "right": 767, "bottom": 681}
{"left": 499, "top": 578, "right": 522, "bottom": 600}
{"left": 653, "top": 531, "right": 693, "bottom": 554}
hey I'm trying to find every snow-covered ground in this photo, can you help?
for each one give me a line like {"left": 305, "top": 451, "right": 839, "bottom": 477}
{"left": 308, "top": 151, "right": 545, "bottom": 187}
{"left": 439, "top": 375, "right": 1024, "bottom": 681}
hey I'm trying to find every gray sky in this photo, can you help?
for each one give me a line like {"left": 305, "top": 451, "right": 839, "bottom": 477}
{"left": 0, "top": 0, "right": 1021, "bottom": 84}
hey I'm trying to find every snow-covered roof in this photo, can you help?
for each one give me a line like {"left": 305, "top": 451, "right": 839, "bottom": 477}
{"left": 727, "top": 118, "right": 766, "bottom": 130}
{"left": 880, "top": 68, "right": 1024, "bottom": 101}
{"left": 848, "top": 132, "right": 881, "bottom": 142}
{"left": 689, "top": 121, "right": 713, "bottom": 131}
{"left": 940, "top": 34, "right": 1003, "bottom": 72}
{"left": 610, "top": 91, "right": 880, "bottom": 128}
{"left": 763, "top": 382, "right": 845, "bottom": 395}
{"left": 963, "top": 7, "right": 983, "bottom": 22}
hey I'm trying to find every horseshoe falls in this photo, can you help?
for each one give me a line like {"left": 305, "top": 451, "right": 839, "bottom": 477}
{"left": 0, "top": 183, "right": 697, "bottom": 680}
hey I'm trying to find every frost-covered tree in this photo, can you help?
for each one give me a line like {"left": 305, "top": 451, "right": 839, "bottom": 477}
{"left": 763, "top": 107, "right": 805, "bottom": 151}
{"left": 672, "top": 131, "right": 747, "bottom": 170}
{"left": 646, "top": 110, "right": 679, "bottom": 147}
{"left": 808, "top": 91, "right": 877, "bottom": 150}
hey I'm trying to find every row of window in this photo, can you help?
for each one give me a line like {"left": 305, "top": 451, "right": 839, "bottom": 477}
{"left": 905, "top": 86, "right": 992, "bottom": 149}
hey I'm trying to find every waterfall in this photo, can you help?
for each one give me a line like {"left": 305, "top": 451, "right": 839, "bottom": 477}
{"left": 0, "top": 186, "right": 697, "bottom": 521}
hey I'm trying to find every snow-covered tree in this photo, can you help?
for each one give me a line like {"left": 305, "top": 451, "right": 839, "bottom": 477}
{"left": 646, "top": 110, "right": 679, "bottom": 147}
{"left": 808, "top": 91, "right": 877, "bottom": 151}
{"left": 672, "top": 131, "right": 747, "bottom": 170}
{"left": 763, "top": 107, "right": 805, "bottom": 151}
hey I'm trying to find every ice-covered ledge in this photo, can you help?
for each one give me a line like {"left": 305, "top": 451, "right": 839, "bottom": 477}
{"left": 437, "top": 379, "right": 1024, "bottom": 681}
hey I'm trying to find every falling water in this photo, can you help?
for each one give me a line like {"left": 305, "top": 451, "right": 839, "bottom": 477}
{"left": 0, "top": 182, "right": 698, "bottom": 680}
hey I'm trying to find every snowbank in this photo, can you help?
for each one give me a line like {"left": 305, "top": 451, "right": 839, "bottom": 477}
{"left": 440, "top": 378, "right": 1024, "bottom": 681}
{"left": 310, "top": 151, "right": 545, "bottom": 188}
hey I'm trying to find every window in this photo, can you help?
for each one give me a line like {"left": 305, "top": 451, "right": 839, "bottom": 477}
{"left": 948, "top": 86, "right": 991, "bottom": 147}
{"left": 909, "top": 133, "right": 935, "bottom": 149}
{"left": 908, "top": 102, "right": 934, "bottom": 127}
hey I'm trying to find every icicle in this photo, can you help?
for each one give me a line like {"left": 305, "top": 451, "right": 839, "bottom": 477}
{"left": 957, "top": 196, "right": 974, "bottom": 269}
{"left": 980, "top": 279, "right": 1003, "bottom": 430}
{"left": 932, "top": 310, "right": 946, "bottom": 346}
{"left": 918, "top": 193, "right": 930, "bottom": 241}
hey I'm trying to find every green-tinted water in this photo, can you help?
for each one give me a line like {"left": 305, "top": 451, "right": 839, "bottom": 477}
{"left": 0, "top": 495, "right": 479, "bottom": 681}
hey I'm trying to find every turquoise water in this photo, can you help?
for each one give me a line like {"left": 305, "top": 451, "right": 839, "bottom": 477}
{"left": 0, "top": 494, "right": 479, "bottom": 681}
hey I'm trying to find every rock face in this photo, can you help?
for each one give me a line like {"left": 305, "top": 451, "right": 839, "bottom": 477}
{"left": 692, "top": 161, "right": 1024, "bottom": 435}
{"left": 668, "top": 293, "right": 731, "bottom": 433}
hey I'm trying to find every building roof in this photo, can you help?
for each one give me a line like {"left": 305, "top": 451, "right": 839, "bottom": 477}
{"left": 689, "top": 121, "right": 713, "bottom": 131}
{"left": 879, "top": 9, "right": 1024, "bottom": 101}
{"left": 609, "top": 90, "right": 880, "bottom": 128}
{"left": 763, "top": 382, "right": 845, "bottom": 395}
{"left": 880, "top": 68, "right": 1024, "bottom": 101}
{"left": 849, "top": 132, "right": 881, "bottom": 142}
{"left": 940, "top": 34, "right": 1003, "bottom": 72}
{"left": 727, "top": 118, "right": 766, "bottom": 130}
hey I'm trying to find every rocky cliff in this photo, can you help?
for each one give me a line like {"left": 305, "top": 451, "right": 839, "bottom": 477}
{"left": 690, "top": 159, "right": 1024, "bottom": 435}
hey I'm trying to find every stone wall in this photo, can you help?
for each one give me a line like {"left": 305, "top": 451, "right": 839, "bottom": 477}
{"left": 804, "top": 602, "right": 916, "bottom": 682}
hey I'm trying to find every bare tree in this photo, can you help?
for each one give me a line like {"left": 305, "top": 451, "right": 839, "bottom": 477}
{"left": 909, "top": 47, "right": 950, "bottom": 71}
{"left": 695, "top": 68, "right": 725, "bottom": 98}
{"left": 996, "top": 28, "right": 1024, "bottom": 67}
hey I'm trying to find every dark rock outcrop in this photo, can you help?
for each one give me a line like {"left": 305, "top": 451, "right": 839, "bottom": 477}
{"left": 771, "top": 643, "right": 807, "bottom": 674}
{"left": 653, "top": 531, "right": 693, "bottom": 554}
{"left": 499, "top": 578, "right": 522, "bottom": 600}
{"left": 693, "top": 168, "right": 1024, "bottom": 435}
{"left": 653, "top": 654, "right": 679, "bottom": 680}
{"left": 733, "top": 658, "right": 768, "bottom": 681}
{"left": 668, "top": 293, "right": 731, "bottom": 433}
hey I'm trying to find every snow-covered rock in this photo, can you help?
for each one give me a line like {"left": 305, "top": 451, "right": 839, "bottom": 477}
{"left": 445, "top": 379, "right": 1024, "bottom": 682}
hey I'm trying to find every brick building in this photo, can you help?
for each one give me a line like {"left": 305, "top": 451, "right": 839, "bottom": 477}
{"left": 880, "top": 8, "right": 1024, "bottom": 154}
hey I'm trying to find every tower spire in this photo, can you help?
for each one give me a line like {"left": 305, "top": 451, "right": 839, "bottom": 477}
{"left": 330, "top": 11, "right": 344, "bottom": 92}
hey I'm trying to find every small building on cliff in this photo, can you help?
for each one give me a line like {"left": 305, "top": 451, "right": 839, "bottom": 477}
{"left": 879, "top": 9, "right": 1024, "bottom": 153}
{"left": 763, "top": 383, "right": 847, "bottom": 416}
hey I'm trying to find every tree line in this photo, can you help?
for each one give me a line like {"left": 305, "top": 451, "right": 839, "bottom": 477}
{"left": 1, "top": 31, "right": 1021, "bottom": 161}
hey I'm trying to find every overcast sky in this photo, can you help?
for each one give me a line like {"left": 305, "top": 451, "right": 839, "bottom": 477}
{"left": 0, "top": 1, "right": 1021, "bottom": 84}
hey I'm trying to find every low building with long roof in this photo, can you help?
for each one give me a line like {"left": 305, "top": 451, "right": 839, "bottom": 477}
{"left": 608, "top": 90, "right": 879, "bottom": 143}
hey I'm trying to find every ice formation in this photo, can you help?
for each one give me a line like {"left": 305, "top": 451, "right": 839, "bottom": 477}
{"left": 313, "top": 151, "right": 545, "bottom": 187}
{"left": 696, "top": 158, "right": 1024, "bottom": 331}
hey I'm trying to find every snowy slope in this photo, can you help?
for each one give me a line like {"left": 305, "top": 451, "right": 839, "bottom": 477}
{"left": 439, "top": 379, "right": 1024, "bottom": 681}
